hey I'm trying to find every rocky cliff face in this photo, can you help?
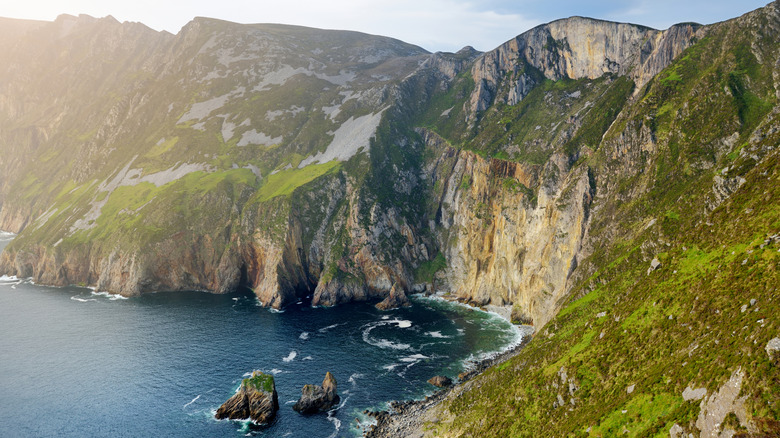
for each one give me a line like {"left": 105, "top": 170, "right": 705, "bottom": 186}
{"left": 372, "top": 2, "right": 780, "bottom": 436}
{"left": 0, "top": 6, "right": 763, "bottom": 331}
{"left": 0, "top": 13, "right": 435, "bottom": 307}
{"left": 466, "top": 17, "right": 701, "bottom": 117}
{"left": 425, "top": 137, "right": 592, "bottom": 328}
{"left": 2, "top": 4, "right": 780, "bottom": 436}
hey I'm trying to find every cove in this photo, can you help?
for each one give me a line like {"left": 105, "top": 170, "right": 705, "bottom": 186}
{"left": 0, "top": 236, "right": 520, "bottom": 437}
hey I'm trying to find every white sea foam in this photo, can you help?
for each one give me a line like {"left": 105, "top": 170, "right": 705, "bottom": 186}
{"left": 183, "top": 394, "right": 201, "bottom": 409}
{"left": 269, "top": 369, "right": 285, "bottom": 375}
{"left": 362, "top": 322, "right": 412, "bottom": 350}
{"left": 382, "top": 364, "right": 399, "bottom": 371}
{"left": 70, "top": 296, "right": 97, "bottom": 303}
{"left": 325, "top": 394, "right": 347, "bottom": 438}
{"left": 381, "top": 315, "right": 390, "bottom": 320}
{"left": 268, "top": 308, "right": 285, "bottom": 314}
{"left": 0, "top": 231, "right": 15, "bottom": 241}
{"left": 458, "top": 325, "right": 533, "bottom": 372}
{"left": 415, "top": 294, "right": 530, "bottom": 370}
{"left": 282, "top": 351, "right": 297, "bottom": 362}
{"left": 0, "top": 275, "right": 20, "bottom": 282}
{"left": 299, "top": 332, "right": 310, "bottom": 340}
{"left": 400, "top": 354, "right": 429, "bottom": 363}
{"left": 348, "top": 373, "right": 364, "bottom": 385}
{"left": 91, "top": 291, "right": 129, "bottom": 301}
{"left": 426, "top": 331, "right": 450, "bottom": 339}
{"left": 393, "top": 319, "right": 413, "bottom": 328}
{"left": 318, "top": 322, "right": 346, "bottom": 333}
{"left": 303, "top": 356, "right": 313, "bottom": 361}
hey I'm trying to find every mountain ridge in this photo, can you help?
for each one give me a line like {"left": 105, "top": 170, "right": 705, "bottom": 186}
{"left": 0, "top": 3, "right": 778, "bottom": 435}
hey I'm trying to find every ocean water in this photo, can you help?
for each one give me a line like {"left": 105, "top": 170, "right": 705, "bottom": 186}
{"left": 0, "top": 234, "right": 521, "bottom": 437}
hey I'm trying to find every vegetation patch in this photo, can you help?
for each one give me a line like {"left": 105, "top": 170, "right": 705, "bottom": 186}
{"left": 243, "top": 373, "right": 275, "bottom": 393}
{"left": 414, "top": 252, "right": 447, "bottom": 284}
{"left": 252, "top": 161, "right": 341, "bottom": 203}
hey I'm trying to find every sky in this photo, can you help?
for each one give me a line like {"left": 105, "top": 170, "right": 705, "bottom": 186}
{"left": 0, "top": 0, "right": 771, "bottom": 52}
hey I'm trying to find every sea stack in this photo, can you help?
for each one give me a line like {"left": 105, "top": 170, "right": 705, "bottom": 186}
{"left": 292, "top": 372, "right": 340, "bottom": 414}
{"left": 215, "top": 371, "right": 279, "bottom": 424}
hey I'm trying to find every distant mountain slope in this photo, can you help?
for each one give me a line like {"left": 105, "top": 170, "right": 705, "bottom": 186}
{"left": 0, "top": 14, "right": 438, "bottom": 306}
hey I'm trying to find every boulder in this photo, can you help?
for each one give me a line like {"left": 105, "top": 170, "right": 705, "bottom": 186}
{"left": 428, "top": 375, "right": 453, "bottom": 387}
{"left": 375, "top": 283, "right": 411, "bottom": 310}
{"left": 215, "top": 371, "right": 278, "bottom": 424}
{"left": 767, "top": 337, "right": 780, "bottom": 359}
{"left": 293, "top": 372, "right": 340, "bottom": 414}
{"left": 646, "top": 257, "right": 661, "bottom": 275}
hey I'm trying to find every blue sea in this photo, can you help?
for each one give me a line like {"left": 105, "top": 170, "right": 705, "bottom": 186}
{"left": 0, "top": 232, "right": 521, "bottom": 437}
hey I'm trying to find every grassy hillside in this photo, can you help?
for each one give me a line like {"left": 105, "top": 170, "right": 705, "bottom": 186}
{"left": 416, "top": 4, "right": 780, "bottom": 436}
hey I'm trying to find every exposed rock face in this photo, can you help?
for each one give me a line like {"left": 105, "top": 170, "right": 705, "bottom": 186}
{"left": 647, "top": 257, "right": 662, "bottom": 275}
{"left": 292, "top": 372, "right": 340, "bottom": 414}
{"left": 767, "top": 338, "right": 780, "bottom": 359}
{"left": 0, "top": 8, "right": 756, "bottom": 333}
{"left": 467, "top": 17, "right": 701, "bottom": 117}
{"left": 695, "top": 368, "right": 750, "bottom": 437}
{"left": 375, "top": 283, "right": 412, "bottom": 310}
{"left": 0, "top": 14, "right": 432, "bottom": 309}
{"left": 424, "top": 135, "right": 593, "bottom": 328}
{"left": 215, "top": 371, "right": 279, "bottom": 424}
{"left": 427, "top": 375, "right": 452, "bottom": 387}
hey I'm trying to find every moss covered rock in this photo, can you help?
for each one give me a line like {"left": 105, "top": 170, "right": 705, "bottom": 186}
{"left": 215, "top": 371, "right": 278, "bottom": 425}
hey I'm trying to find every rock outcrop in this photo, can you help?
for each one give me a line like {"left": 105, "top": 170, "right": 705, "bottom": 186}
{"left": 375, "top": 283, "right": 412, "bottom": 310}
{"left": 215, "top": 371, "right": 279, "bottom": 424}
{"left": 466, "top": 17, "right": 701, "bottom": 118}
{"left": 767, "top": 338, "right": 780, "bottom": 359}
{"left": 292, "top": 372, "right": 340, "bottom": 414}
{"left": 427, "top": 375, "right": 452, "bottom": 387}
{"left": 424, "top": 139, "right": 593, "bottom": 328}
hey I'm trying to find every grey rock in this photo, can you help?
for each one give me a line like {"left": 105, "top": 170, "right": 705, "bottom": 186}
{"left": 669, "top": 423, "right": 684, "bottom": 438}
{"left": 293, "top": 372, "right": 340, "bottom": 414}
{"left": 682, "top": 386, "right": 706, "bottom": 401}
{"left": 647, "top": 257, "right": 662, "bottom": 275}
{"left": 767, "top": 337, "right": 780, "bottom": 358}
{"left": 695, "top": 368, "right": 748, "bottom": 437}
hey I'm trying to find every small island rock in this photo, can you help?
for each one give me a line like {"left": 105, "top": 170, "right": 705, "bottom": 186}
{"left": 293, "top": 372, "right": 340, "bottom": 414}
{"left": 428, "top": 375, "right": 453, "bottom": 387}
{"left": 215, "top": 371, "right": 279, "bottom": 424}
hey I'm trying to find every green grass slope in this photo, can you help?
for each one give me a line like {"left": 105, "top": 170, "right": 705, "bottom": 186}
{"left": 421, "top": 3, "right": 780, "bottom": 436}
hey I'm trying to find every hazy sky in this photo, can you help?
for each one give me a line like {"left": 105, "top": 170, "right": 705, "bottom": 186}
{"left": 0, "top": 0, "right": 771, "bottom": 52}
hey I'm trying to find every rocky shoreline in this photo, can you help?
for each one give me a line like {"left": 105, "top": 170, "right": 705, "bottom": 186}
{"left": 362, "top": 324, "right": 535, "bottom": 437}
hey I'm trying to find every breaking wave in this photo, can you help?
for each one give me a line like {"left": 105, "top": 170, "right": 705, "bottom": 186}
{"left": 282, "top": 351, "right": 297, "bottom": 362}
